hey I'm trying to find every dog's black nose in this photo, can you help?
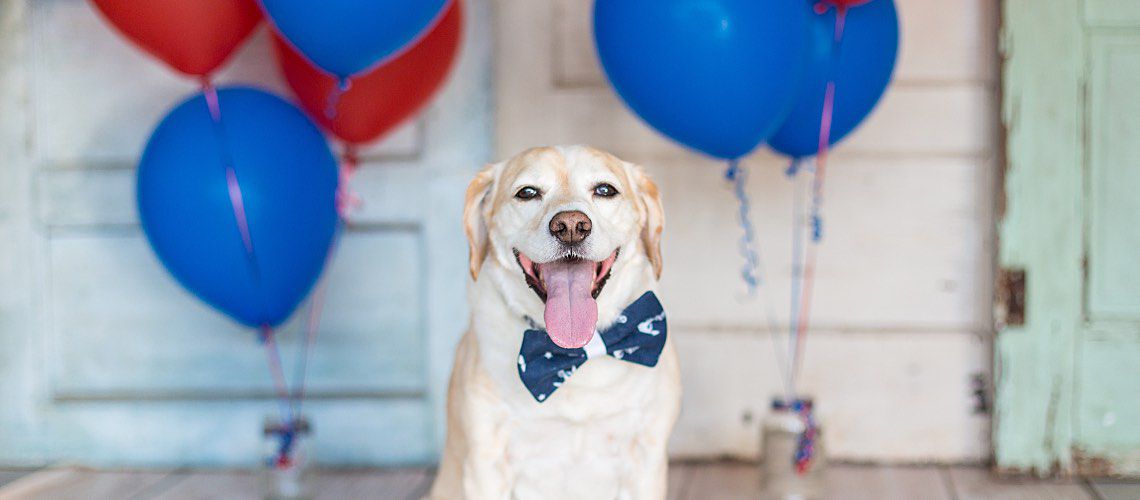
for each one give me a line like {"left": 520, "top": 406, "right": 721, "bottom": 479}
{"left": 549, "top": 211, "right": 592, "bottom": 245}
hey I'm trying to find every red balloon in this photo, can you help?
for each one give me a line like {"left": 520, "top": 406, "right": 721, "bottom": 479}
{"left": 90, "top": 0, "right": 262, "bottom": 78}
{"left": 273, "top": 0, "right": 463, "bottom": 146}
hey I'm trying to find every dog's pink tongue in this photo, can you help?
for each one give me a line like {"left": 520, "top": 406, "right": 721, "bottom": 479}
{"left": 539, "top": 259, "right": 598, "bottom": 349}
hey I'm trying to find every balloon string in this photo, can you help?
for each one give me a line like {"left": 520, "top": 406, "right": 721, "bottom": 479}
{"left": 200, "top": 81, "right": 261, "bottom": 281}
{"left": 788, "top": 7, "right": 846, "bottom": 390}
{"left": 727, "top": 160, "right": 793, "bottom": 397}
{"left": 201, "top": 78, "right": 222, "bottom": 122}
{"left": 787, "top": 163, "right": 807, "bottom": 393}
{"left": 289, "top": 149, "right": 356, "bottom": 419}
{"left": 725, "top": 159, "right": 760, "bottom": 294}
{"left": 336, "top": 147, "right": 363, "bottom": 219}
{"left": 291, "top": 227, "right": 342, "bottom": 420}
{"left": 834, "top": 7, "right": 848, "bottom": 40}
{"left": 260, "top": 326, "right": 297, "bottom": 465}
{"left": 225, "top": 167, "right": 255, "bottom": 255}
{"left": 814, "top": 1, "right": 850, "bottom": 39}
{"left": 202, "top": 81, "right": 293, "bottom": 464}
{"left": 722, "top": 159, "right": 791, "bottom": 397}
{"left": 790, "top": 172, "right": 820, "bottom": 390}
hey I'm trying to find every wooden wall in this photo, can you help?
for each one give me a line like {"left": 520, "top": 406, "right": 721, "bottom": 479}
{"left": 0, "top": 0, "right": 1002, "bottom": 466}
{"left": 495, "top": 0, "right": 1000, "bottom": 462}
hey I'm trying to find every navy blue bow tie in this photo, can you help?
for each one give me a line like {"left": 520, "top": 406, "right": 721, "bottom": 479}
{"left": 517, "top": 291, "right": 667, "bottom": 402}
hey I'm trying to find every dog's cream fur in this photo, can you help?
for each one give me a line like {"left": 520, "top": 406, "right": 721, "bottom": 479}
{"left": 429, "top": 146, "right": 681, "bottom": 499}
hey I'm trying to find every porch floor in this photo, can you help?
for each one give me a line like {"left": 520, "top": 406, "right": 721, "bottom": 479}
{"left": 0, "top": 463, "right": 1135, "bottom": 499}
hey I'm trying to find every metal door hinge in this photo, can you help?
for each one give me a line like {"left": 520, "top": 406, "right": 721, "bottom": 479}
{"left": 995, "top": 267, "right": 1026, "bottom": 329}
{"left": 971, "top": 373, "right": 991, "bottom": 415}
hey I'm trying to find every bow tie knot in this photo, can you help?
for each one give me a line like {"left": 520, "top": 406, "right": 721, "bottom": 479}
{"left": 517, "top": 292, "right": 667, "bottom": 402}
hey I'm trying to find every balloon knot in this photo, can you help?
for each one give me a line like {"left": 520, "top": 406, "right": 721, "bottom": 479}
{"left": 724, "top": 162, "right": 740, "bottom": 182}
{"left": 785, "top": 159, "right": 802, "bottom": 178}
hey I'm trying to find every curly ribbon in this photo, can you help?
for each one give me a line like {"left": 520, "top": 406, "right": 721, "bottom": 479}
{"left": 725, "top": 160, "right": 761, "bottom": 294}
{"left": 792, "top": 399, "right": 819, "bottom": 475}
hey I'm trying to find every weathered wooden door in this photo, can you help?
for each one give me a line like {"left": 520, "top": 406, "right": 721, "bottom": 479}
{"left": 998, "top": 0, "right": 1140, "bottom": 476}
{"left": 0, "top": 0, "right": 489, "bottom": 466}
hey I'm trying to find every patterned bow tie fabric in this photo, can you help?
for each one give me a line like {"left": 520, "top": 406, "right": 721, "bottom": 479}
{"left": 517, "top": 292, "right": 667, "bottom": 402}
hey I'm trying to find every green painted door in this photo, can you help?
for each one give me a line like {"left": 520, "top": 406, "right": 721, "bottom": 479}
{"left": 998, "top": 0, "right": 1140, "bottom": 477}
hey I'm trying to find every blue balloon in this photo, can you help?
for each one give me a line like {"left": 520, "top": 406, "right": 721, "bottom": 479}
{"left": 594, "top": 0, "right": 811, "bottom": 160}
{"left": 767, "top": 0, "right": 899, "bottom": 158}
{"left": 138, "top": 87, "right": 339, "bottom": 328}
{"left": 260, "top": 0, "right": 450, "bottom": 80}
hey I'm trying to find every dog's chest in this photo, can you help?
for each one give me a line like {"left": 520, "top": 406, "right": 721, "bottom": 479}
{"left": 504, "top": 386, "right": 652, "bottom": 498}
{"left": 501, "top": 358, "right": 662, "bottom": 488}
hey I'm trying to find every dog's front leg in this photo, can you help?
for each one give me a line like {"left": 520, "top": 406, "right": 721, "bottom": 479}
{"left": 434, "top": 399, "right": 514, "bottom": 500}
{"left": 456, "top": 371, "right": 515, "bottom": 499}
{"left": 431, "top": 432, "right": 512, "bottom": 500}
{"left": 622, "top": 349, "right": 681, "bottom": 500}
{"left": 459, "top": 444, "right": 513, "bottom": 500}
{"left": 619, "top": 445, "right": 669, "bottom": 500}
{"left": 432, "top": 332, "right": 516, "bottom": 500}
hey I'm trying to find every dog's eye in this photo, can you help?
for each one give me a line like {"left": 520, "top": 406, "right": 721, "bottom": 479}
{"left": 515, "top": 186, "right": 541, "bottom": 200}
{"left": 593, "top": 183, "right": 619, "bottom": 198}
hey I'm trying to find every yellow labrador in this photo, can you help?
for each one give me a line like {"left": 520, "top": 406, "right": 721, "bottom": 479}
{"left": 430, "top": 146, "right": 680, "bottom": 499}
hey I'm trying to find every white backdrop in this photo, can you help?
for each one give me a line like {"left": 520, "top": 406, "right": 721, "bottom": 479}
{"left": 0, "top": 0, "right": 997, "bottom": 466}
{"left": 494, "top": 0, "right": 998, "bottom": 463}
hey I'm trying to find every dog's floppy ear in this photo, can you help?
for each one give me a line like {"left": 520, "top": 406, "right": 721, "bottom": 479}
{"left": 631, "top": 164, "right": 664, "bottom": 279}
{"left": 464, "top": 165, "right": 496, "bottom": 280}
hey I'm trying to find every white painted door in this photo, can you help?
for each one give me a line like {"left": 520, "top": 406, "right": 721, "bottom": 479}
{"left": 495, "top": 0, "right": 996, "bottom": 462}
{"left": 0, "top": 0, "right": 490, "bottom": 466}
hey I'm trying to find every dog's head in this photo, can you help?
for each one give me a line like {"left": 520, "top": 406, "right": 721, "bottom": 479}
{"left": 464, "top": 146, "right": 664, "bottom": 349}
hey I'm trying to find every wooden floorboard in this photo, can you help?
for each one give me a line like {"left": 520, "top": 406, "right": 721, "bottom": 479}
{"left": 146, "top": 471, "right": 262, "bottom": 500}
{"left": 946, "top": 466, "right": 1095, "bottom": 500}
{"left": 682, "top": 461, "right": 760, "bottom": 499}
{"left": 0, "top": 471, "right": 34, "bottom": 490}
{"left": 1087, "top": 479, "right": 1140, "bottom": 500}
{"left": 824, "top": 465, "right": 953, "bottom": 500}
{"left": 139, "top": 468, "right": 433, "bottom": 500}
{"left": 308, "top": 469, "right": 433, "bottom": 500}
{"left": 1, "top": 465, "right": 1134, "bottom": 499}
{"left": 0, "top": 467, "right": 170, "bottom": 500}
{"left": 666, "top": 463, "right": 696, "bottom": 500}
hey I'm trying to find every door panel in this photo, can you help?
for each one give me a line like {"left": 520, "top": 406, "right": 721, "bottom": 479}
{"left": 1087, "top": 33, "right": 1140, "bottom": 320}
{"left": 1085, "top": 0, "right": 1140, "bottom": 26}
{"left": 48, "top": 231, "right": 426, "bottom": 396}
{"left": 0, "top": 0, "right": 490, "bottom": 466}
{"left": 1077, "top": 30, "right": 1140, "bottom": 473}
